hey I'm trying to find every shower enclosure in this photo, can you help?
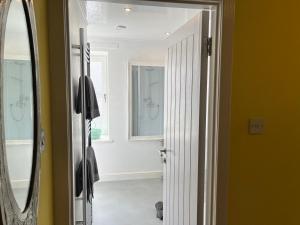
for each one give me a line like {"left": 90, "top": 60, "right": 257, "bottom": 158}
{"left": 129, "top": 63, "right": 164, "bottom": 139}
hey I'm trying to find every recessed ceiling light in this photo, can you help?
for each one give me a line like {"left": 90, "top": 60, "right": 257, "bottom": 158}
{"left": 124, "top": 7, "right": 132, "bottom": 12}
{"left": 166, "top": 32, "right": 171, "bottom": 36}
{"left": 116, "top": 25, "right": 127, "bottom": 30}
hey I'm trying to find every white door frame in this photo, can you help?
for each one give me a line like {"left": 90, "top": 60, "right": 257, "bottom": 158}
{"left": 48, "top": 0, "right": 234, "bottom": 225}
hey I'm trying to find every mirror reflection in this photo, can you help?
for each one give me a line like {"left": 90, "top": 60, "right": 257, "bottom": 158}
{"left": 3, "top": 0, "right": 34, "bottom": 211}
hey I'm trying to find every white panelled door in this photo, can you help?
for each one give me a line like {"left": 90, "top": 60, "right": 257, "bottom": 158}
{"left": 163, "top": 11, "right": 210, "bottom": 225}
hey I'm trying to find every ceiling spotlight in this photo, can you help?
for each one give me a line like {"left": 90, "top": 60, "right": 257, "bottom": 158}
{"left": 116, "top": 25, "right": 127, "bottom": 30}
{"left": 166, "top": 32, "right": 171, "bottom": 36}
{"left": 124, "top": 7, "right": 132, "bottom": 12}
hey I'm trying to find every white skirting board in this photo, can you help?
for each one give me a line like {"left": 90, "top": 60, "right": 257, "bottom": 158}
{"left": 11, "top": 180, "right": 30, "bottom": 189}
{"left": 99, "top": 171, "right": 163, "bottom": 182}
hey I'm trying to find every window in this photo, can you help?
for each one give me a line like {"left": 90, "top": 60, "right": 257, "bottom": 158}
{"left": 129, "top": 63, "right": 164, "bottom": 140}
{"left": 90, "top": 52, "right": 109, "bottom": 141}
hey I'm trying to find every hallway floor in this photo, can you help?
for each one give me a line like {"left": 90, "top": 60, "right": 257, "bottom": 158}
{"left": 93, "top": 178, "right": 163, "bottom": 225}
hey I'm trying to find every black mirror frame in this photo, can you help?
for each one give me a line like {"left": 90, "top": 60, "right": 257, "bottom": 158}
{"left": 0, "top": 0, "right": 43, "bottom": 224}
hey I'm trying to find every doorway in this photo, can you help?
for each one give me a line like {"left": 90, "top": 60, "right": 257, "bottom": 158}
{"left": 67, "top": 1, "right": 220, "bottom": 225}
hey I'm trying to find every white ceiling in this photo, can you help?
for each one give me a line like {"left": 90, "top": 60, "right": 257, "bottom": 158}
{"left": 87, "top": 2, "right": 201, "bottom": 41}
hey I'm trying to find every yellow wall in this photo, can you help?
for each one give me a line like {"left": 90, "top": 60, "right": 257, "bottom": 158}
{"left": 33, "top": 0, "right": 54, "bottom": 224}
{"left": 229, "top": 1, "right": 300, "bottom": 225}
{"left": 27, "top": 1, "right": 300, "bottom": 225}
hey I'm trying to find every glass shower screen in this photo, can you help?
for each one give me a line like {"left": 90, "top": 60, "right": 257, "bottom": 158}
{"left": 131, "top": 65, "right": 164, "bottom": 138}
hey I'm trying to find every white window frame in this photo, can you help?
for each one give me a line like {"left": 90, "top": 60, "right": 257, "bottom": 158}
{"left": 90, "top": 51, "right": 111, "bottom": 142}
{"left": 128, "top": 61, "right": 165, "bottom": 141}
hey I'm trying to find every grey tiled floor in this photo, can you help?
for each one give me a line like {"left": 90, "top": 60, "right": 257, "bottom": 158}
{"left": 92, "top": 179, "right": 163, "bottom": 225}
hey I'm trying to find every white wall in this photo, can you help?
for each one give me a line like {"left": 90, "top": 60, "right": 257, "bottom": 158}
{"left": 90, "top": 39, "right": 167, "bottom": 181}
{"left": 6, "top": 142, "right": 32, "bottom": 188}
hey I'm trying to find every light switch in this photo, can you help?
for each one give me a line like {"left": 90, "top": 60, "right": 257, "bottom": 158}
{"left": 248, "top": 118, "right": 264, "bottom": 135}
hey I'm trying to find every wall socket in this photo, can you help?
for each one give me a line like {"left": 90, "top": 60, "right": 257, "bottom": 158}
{"left": 248, "top": 118, "right": 264, "bottom": 135}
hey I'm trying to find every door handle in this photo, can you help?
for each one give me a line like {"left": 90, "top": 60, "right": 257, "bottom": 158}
{"left": 159, "top": 148, "right": 167, "bottom": 164}
{"left": 159, "top": 148, "right": 167, "bottom": 154}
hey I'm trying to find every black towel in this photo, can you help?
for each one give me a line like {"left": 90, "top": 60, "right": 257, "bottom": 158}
{"left": 76, "top": 76, "right": 100, "bottom": 120}
{"left": 75, "top": 146, "right": 100, "bottom": 202}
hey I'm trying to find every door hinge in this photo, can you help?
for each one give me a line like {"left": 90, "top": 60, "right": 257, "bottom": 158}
{"left": 207, "top": 37, "right": 213, "bottom": 56}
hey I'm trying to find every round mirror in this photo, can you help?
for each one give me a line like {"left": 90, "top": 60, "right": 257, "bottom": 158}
{"left": 2, "top": 0, "right": 35, "bottom": 211}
